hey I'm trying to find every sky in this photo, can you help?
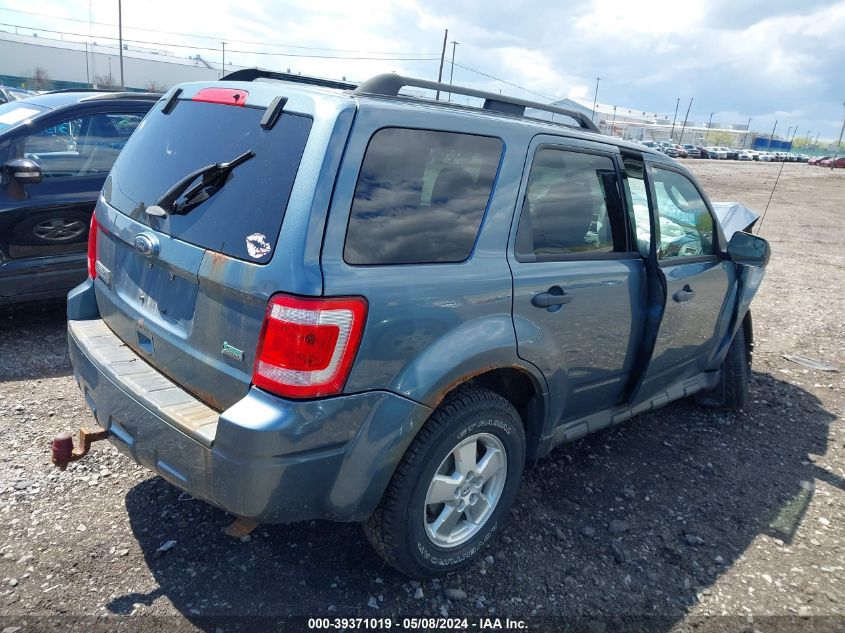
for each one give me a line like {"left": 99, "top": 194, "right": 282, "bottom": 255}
{"left": 0, "top": 0, "right": 843, "bottom": 141}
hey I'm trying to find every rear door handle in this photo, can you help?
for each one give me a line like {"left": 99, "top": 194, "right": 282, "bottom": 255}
{"left": 531, "top": 288, "right": 573, "bottom": 308}
{"left": 672, "top": 285, "right": 696, "bottom": 303}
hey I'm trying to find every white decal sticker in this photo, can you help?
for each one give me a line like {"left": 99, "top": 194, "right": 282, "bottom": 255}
{"left": 0, "top": 107, "right": 40, "bottom": 126}
{"left": 245, "top": 232, "right": 271, "bottom": 259}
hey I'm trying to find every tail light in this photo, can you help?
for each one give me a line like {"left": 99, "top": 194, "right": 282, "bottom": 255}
{"left": 253, "top": 294, "right": 367, "bottom": 399}
{"left": 87, "top": 213, "right": 98, "bottom": 279}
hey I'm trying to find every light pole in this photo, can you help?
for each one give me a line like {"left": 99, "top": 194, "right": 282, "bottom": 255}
{"left": 610, "top": 105, "right": 617, "bottom": 136}
{"left": 118, "top": 0, "right": 125, "bottom": 90}
{"left": 447, "top": 41, "right": 459, "bottom": 102}
{"left": 669, "top": 97, "right": 680, "bottom": 142}
{"left": 221, "top": 42, "right": 226, "bottom": 78}
{"left": 705, "top": 111, "right": 714, "bottom": 144}
{"left": 744, "top": 117, "right": 752, "bottom": 148}
{"left": 831, "top": 102, "right": 845, "bottom": 170}
{"left": 84, "top": 41, "right": 90, "bottom": 86}
{"left": 591, "top": 77, "right": 601, "bottom": 123}
{"left": 678, "top": 97, "right": 693, "bottom": 145}
{"left": 767, "top": 120, "right": 778, "bottom": 152}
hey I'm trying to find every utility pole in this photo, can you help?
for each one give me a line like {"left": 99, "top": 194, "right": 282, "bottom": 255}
{"left": 669, "top": 97, "right": 680, "bottom": 141}
{"left": 591, "top": 77, "right": 601, "bottom": 123}
{"left": 767, "top": 120, "right": 778, "bottom": 152}
{"left": 678, "top": 97, "right": 693, "bottom": 145}
{"left": 705, "top": 111, "right": 714, "bottom": 144}
{"left": 447, "top": 41, "right": 459, "bottom": 102}
{"left": 84, "top": 42, "right": 90, "bottom": 86}
{"left": 831, "top": 102, "right": 845, "bottom": 169}
{"left": 118, "top": 0, "right": 125, "bottom": 90}
{"left": 435, "top": 29, "right": 448, "bottom": 100}
{"left": 610, "top": 105, "right": 617, "bottom": 135}
{"left": 221, "top": 42, "right": 226, "bottom": 78}
{"left": 744, "top": 117, "right": 752, "bottom": 148}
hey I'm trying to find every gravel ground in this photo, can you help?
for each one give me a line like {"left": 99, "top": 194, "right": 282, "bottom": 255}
{"left": 1, "top": 161, "right": 843, "bottom": 631}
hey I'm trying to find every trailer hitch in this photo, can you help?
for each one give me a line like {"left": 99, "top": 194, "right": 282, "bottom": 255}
{"left": 51, "top": 428, "right": 109, "bottom": 470}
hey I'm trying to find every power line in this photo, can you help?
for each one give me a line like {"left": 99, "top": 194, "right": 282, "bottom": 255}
{"left": 0, "top": 7, "right": 438, "bottom": 56}
{"left": 0, "top": 22, "right": 439, "bottom": 61}
{"left": 452, "top": 61, "right": 558, "bottom": 102}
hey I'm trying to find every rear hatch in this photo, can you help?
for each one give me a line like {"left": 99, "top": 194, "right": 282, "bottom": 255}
{"left": 93, "top": 87, "right": 313, "bottom": 411}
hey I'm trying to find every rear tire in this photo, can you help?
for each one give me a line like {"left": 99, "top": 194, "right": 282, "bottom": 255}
{"left": 363, "top": 385, "right": 525, "bottom": 578}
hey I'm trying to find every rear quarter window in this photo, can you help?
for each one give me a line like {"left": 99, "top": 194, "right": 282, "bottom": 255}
{"left": 344, "top": 128, "right": 503, "bottom": 265}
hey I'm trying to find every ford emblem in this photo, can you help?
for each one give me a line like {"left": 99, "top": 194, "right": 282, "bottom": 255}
{"left": 133, "top": 233, "right": 159, "bottom": 257}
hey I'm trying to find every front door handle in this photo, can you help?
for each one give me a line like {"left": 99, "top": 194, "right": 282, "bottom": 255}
{"left": 531, "top": 287, "right": 573, "bottom": 308}
{"left": 672, "top": 284, "right": 696, "bottom": 303}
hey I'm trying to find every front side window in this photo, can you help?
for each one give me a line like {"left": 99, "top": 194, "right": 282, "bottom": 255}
{"left": 344, "top": 128, "right": 503, "bottom": 265}
{"left": 23, "top": 112, "right": 143, "bottom": 178}
{"left": 651, "top": 167, "right": 717, "bottom": 259}
{"left": 515, "top": 148, "right": 625, "bottom": 261}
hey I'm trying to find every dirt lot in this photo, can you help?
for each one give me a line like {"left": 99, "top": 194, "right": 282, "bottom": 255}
{"left": 1, "top": 161, "right": 843, "bottom": 631}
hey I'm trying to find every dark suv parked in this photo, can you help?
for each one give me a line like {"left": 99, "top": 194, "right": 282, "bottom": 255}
{"left": 64, "top": 70, "right": 770, "bottom": 577}
{"left": 0, "top": 90, "right": 157, "bottom": 304}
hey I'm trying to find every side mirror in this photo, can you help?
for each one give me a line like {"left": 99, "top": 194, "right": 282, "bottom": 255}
{"left": 728, "top": 231, "right": 770, "bottom": 267}
{"left": 2, "top": 157, "right": 42, "bottom": 185}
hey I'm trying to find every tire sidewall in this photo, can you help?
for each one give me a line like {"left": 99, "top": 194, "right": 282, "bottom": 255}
{"left": 403, "top": 404, "right": 524, "bottom": 574}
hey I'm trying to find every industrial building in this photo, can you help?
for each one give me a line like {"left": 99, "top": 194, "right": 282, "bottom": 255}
{"left": 553, "top": 97, "right": 756, "bottom": 147}
{"left": 0, "top": 30, "right": 235, "bottom": 91}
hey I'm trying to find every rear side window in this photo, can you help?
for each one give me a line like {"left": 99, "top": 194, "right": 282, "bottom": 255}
{"left": 622, "top": 157, "right": 650, "bottom": 257}
{"left": 105, "top": 100, "right": 312, "bottom": 263}
{"left": 344, "top": 128, "right": 502, "bottom": 265}
{"left": 24, "top": 112, "right": 143, "bottom": 178}
{"left": 515, "top": 148, "right": 627, "bottom": 261}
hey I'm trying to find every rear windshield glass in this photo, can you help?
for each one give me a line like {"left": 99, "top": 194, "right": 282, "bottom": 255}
{"left": 104, "top": 99, "right": 312, "bottom": 263}
{"left": 0, "top": 101, "right": 46, "bottom": 134}
{"left": 344, "top": 128, "right": 503, "bottom": 265}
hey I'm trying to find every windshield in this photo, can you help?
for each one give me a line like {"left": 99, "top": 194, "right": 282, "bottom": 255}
{"left": 105, "top": 99, "right": 312, "bottom": 263}
{"left": 0, "top": 101, "right": 46, "bottom": 134}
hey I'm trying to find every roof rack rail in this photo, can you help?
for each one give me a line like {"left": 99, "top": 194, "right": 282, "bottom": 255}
{"left": 43, "top": 88, "right": 117, "bottom": 94}
{"left": 78, "top": 92, "right": 161, "bottom": 102}
{"left": 221, "top": 68, "right": 357, "bottom": 91}
{"left": 354, "top": 73, "right": 600, "bottom": 133}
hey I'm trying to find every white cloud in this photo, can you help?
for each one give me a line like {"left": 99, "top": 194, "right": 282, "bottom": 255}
{"left": 1, "top": 0, "right": 843, "bottom": 138}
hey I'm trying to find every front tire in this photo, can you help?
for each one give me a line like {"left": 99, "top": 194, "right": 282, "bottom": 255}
{"left": 363, "top": 385, "right": 525, "bottom": 578}
{"left": 696, "top": 324, "right": 750, "bottom": 410}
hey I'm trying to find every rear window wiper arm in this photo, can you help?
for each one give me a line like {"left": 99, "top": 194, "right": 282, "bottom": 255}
{"left": 146, "top": 150, "right": 255, "bottom": 217}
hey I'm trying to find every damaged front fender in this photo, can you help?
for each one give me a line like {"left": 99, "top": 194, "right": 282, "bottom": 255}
{"left": 711, "top": 201, "right": 760, "bottom": 238}
{"left": 711, "top": 231, "right": 771, "bottom": 364}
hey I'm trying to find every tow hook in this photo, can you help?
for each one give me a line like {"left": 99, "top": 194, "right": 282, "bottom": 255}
{"left": 51, "top": 428, "right": 109, "bottom": 470}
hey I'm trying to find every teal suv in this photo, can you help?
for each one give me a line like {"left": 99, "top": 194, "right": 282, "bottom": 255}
{"left": 66, "top": 70, "right": 770, "bottom": 577}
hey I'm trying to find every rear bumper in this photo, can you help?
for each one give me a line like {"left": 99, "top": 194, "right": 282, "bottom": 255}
{"left": 67, "top": 295, "right": 431, "bottom": 523}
